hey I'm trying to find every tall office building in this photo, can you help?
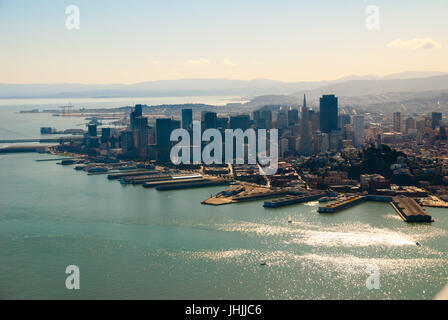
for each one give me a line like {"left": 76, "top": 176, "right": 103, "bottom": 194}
{"left": 299, "top": 95, "right": 312, "bottom": 155}
{"left": 181, "top": 109, "right": 193, "bottom": 131}
{"left": 310, "top": 111, "right": 320, "bottom": 132}
{"left": 252, "top": 110, "right": 260, "bottom": 127}
{"left": 338, "top": 114, "right": 351, "bottom": 129}
{"left": 86, "top": 123, "right": 99, "bottom": 148}
{"left": 260, "top": 110, "right": 272, "bottom": 129}
{"left": 88, "top": 124, "right": 97, "bottom": 137}
{"left": 130, "top": 104, "right": 143, "bottom": 130}
{"left": 230, "top": 115, "right": 250, "bottom": 130}
{"left": 288, "top": 108, "right": 299, "bottom": 126}
{"left": 353, "top": 115, "right": 365, "bottom": 148}
{"left": 156, "top": 118, "right": 174, "bottom": 163}
{"left": 134, "top": 117, "right": 148, "bottom": 144}
{"left": 120, "top": 130, "right": 135, "bottom": 155}
{"left": 202, "top": 112, "right": 217, "bottom": 130}
{"left": 101, "top": 127, "right": 111, "bottom": 144}
{"left": 319, "top": 95, "right": 338, "bottom": 134}
{"left": 216, "top": 117, "right": 229, "bottom": 130}
{"left": 88, "top": 124, "right": 98, "bottom": 137}
{"left": 393, "top": 112, "right": 402, "bottom": 132}
{"left": 405, "top": 117, "right": 416, "bottom": 132}
{"left": 276, "top": 110, "right": 287, "bottom": 129}
{"left": 432, "top": 112, "right": 442, "bottom": 129}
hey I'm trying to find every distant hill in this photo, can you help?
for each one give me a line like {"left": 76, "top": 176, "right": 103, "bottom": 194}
{"left": 0, "top": 79, "right": 319, "bottom": 99}
{"left": 1, "top": 71, "right": 447, "bottom": 99}
{"left": 292, "top": 75, "right": 448, "bottom": 100}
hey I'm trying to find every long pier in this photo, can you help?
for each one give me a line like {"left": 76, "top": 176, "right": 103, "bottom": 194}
{"left": 318, "top": 195, "right": 366, "bottom": 213}
{"left": 263, "top": 192, "right": 326, "bottom": 208}
{"left": 0, "top": 145, "right": 50, "bottom": 153}
{"left": 0, "top": 136, "right": 83, "bottom": 144}
{"left": 156, "top": 179, "right": 230, "bottom": 190}
{"left": 390, "top": 196, "right": 433, "bottom": 223}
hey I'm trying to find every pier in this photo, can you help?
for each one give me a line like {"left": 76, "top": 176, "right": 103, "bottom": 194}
{"left": 390, "top": 196, "right": 433, "bottom": 223}
{"left": 156, "top": 179, "right": 230, "bottom": 190}
{"left": 263, "top": 191, "right": 327, "bottom": 208}
{"left": 142, "top": 176, "right": 206, "bottom": 188}
{"left": 0, "top": 145, "right": 50, "bottom": 153}
{"left": 318, "top": 195, "right": 367, "bottom": 213}
{"left": 106, "top": 170, "right": 161, "bottom": 180}
{"left": 0, "top": 137, "right": 83, "bottom": 144}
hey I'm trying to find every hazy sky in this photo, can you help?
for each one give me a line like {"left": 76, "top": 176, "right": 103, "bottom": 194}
{"left": 0, "top": 0, "right": 447, "bottom": 84}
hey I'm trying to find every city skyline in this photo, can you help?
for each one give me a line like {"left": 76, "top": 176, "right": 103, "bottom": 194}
{"left": 2, "top": 0, "right": 448, "bottom": 303}
{"left": 0, "top": 0, "right": 447, "bottom": 84}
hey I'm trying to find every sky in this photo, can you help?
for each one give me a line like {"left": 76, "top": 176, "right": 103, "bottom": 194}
{"left": 0, "top": 0, "right": 447, "bottom": 84}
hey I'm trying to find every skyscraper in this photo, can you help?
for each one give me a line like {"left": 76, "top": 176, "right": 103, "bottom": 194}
{"left": 134, "top": 116, "right": 149, "bottom": 158}
{"left": 260, "top": 110, "right": 272, "bottom": 129}
{"left": 432, "top": 112, "right": 442, "bottom": 129}
{"left": 276, "top": 110, "right": 287, "bottom": 129}
{"left": 405, "top": 117, "right": 416, "bottom": 132}
{"left": 130, "top": 104, "right": 143, "bottom": 130}
{"left": 202, "top": 112, "right": 217, "bottom": 130}
{"left": 353, "top": 115, "right": 365, "bottom": 148}
{"left": 156, "top": 118, "right": 173, "bottom": 163}
{"left": 393, "top": 112, "right": 402, "bottom": 132}
{"left": 230, "top": 115, "right": 250, "bottom": 130}
{"left": 299, "top": 95, "right": 312, "bottom": 155}
{"left": 338, "top": 114, "right": 351, "bottom": 129}
{"left": 252, "top": 110, "right": 260, "bottom": 127}
{"left": 182, "top": 109, "right": 193, "bottom": 131}
{"left": 288, "top": 108, "right": 299, "bottom": 126}
{"left": 88, "top": 124, "right": 97, "bottom": 137}
{"left": 216, "top": 117, "right": 229, "bottom": 130}
{"left": 319, "top": 95, "right": 338, "bottom": 134}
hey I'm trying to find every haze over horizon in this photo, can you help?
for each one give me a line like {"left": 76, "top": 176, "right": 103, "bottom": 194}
{"left": 1, "top": 0, "right": 447, "bottom": 84}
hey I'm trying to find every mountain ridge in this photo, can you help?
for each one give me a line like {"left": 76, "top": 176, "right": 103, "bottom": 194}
{"left": 1, "top": 71, "right": 448, "bottom": 99}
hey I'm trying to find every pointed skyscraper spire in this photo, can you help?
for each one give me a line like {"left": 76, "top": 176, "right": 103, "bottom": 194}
{"left": 300, "top": 94, "right": 312, "bottom": 155}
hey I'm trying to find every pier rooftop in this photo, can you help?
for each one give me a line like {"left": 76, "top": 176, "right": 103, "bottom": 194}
{"left": 391, "top": 196, "right": 433, "bottom": 223}
{"left": 318, "top": 195, "right": 366, "bottom": 213}
{"left": 263, "top": 191, "right": 327, "bottom": 208}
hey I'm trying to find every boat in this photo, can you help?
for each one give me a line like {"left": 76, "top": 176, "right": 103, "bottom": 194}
{"left": 260, "top": 261, "right": 267, "bottom": 266}
{"left": 74, "top": 165, "right": 85, "bottom": 171}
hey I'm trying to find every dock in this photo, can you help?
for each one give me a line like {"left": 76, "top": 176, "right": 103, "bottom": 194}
{"left": 390, "top": 196, "right": 433, "bottom": 223}
{"left": 417, "top": 196, "right": 448, "bottom": 208}
{"left": 0, "top": 145, "right": 51, "bottom": 153}
{"left": 156, "top": 179, "right": 230, "bottom": 190}
{"left": 0, "top": 137, "right": 83, "bottom": 144}
{"left": 106, "top": 170, "right": 161, "bottom": 180}
{"left": 202, "top": 186, "right": 289, "bottom": 206}
{"left": 263, "top": 192, "right": 326, "bottom": 208}
{"left": 232, "top": 189, "right": 289, "bottom": 202}
{"left": 120, "top": 174, "right": 171, "bottom": 184}
{"left": 318, "top": 195, "right": 366, "bottom": 213}
{"left": 142, "top": 177, "right": 206, "bottom": 188}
